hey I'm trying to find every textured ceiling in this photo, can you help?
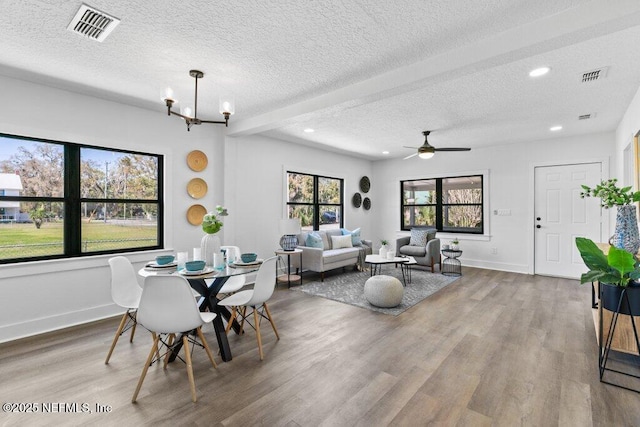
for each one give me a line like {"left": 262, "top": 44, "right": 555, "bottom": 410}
{"left": 1, "top": 0, "right": 640, "bottom": 159}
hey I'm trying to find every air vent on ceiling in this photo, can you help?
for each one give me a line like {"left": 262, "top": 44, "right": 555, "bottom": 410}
{"left": 67, "top": 4, "right": 120, "bottom": 42}
{"left": 579, "top": 113, "right": 596, "bottom": 120}
{"left": 581, "top": 67, "right": 608, "bottom": 83}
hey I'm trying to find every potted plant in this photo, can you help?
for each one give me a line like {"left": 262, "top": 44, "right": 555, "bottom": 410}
{"left": 201, "top": 205, "right": 228, "bottom": 267}
{"left": 450, "top": 238, "right": 460, "bottom": 251}
{"left": 379, "top": 239, "right": 389, "bottom": 257}
{"left": 575, "top": 237, "right": 640, "bottom": 316}
{"left": 580, "top": 178, "right": 640, "bottom": 254}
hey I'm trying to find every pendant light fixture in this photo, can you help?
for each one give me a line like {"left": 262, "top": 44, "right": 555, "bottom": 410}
{"left": 161, "top": 70, "right": 234, "bottom": 131}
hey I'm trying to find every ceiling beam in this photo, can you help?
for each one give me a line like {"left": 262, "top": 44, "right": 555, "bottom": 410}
{"left": 227, "top": 0, "right": 640, "bottom": 137}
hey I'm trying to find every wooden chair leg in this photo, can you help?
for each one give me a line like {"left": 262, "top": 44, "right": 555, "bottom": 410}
{"left": 430, "top": 257, "right": 434, "bottom": 273}
{"left": 263, "top": 302, "right": 280, "bottom": 340}
{"left": 225, "top": 307, "right": 237, "bottom": 334}
{"left": 239, "top": 306, "right": 247, "bottom": 335}
{"left": 105, "top": 312, "right": 128, "bottom": 364}
{"left": 182, "top": 335, "right": 197, "bottom": 402}
{"left": 197, "top": 327, "right": 218, "bottom": 369}
{"left": 254, "top": 308, "right": 264, "bottom": 360}
{"left": 129, "top": 311, "right": 137, "bottom": 343}
{"left": 163, "top": 333, "right": 175, "bottom": 369}
{"left": 132, "top": 335, "right": 159, "bottom": 403}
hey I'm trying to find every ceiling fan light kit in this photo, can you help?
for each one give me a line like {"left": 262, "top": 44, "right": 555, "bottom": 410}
{"left": 161, "top": 70, "right": 234, "bottom": 131}
{"left": 403, "top": 130, "right": 471, "bottom": 160}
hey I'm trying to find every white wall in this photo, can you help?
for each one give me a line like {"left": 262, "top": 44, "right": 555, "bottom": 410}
{"left": 616, "top": 85, "right": 640, "bottom": 180}
{"left": 0, "top": 70, "right": 632, "bottom": 342}
{"left": 0, "top": 74, "right": 225, "bottom": 342}
{"left": 223, "top": 134, "right": 373, "bottom": 259}
{"left": 371, "top": 132, "right": 616, "bottom": 274}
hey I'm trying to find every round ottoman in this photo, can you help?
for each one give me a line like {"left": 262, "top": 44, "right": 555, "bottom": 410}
{"left": 364, "top": 275, "right": 404, "bottom": 308}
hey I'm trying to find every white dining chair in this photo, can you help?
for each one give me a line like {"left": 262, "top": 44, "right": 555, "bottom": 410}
{"left": 215, "top": 245, "right": 247, "bottom": 294}
{"left": 218, "top": 256, "right": 280, "bottom": 360}
{"left": 132, "top": 274, "right": 218, "bottom": 403}
{"left": 105, "top": 256, "right": 143, "bottom": 364}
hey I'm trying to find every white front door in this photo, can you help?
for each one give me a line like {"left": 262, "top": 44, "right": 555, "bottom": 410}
{"left": 534, "top": 163, "right": 602, "bottom": 278}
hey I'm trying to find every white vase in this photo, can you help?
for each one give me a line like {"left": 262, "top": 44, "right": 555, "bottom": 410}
{"left": 379, "top": 245, "right": 388, "bottom": 258}
{"left": 201, "top": 233, "right": 221, "bottom": 267}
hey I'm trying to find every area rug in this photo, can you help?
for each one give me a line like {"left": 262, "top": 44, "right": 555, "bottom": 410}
{"left": 292, "top": 267, "right": 460, "bottom": 315}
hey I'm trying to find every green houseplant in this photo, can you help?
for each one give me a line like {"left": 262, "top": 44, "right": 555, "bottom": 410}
{"left": 580, "top": 179, "right": 640, "bottom": 254}
{"left": 201, "top": 205, "right": 228, "bottom": 267}
{"left": 575, "top": 237, "right": 640, "bottom": 316}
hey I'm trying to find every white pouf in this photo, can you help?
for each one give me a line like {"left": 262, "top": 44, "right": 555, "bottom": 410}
{"left": 364, "top": 275, "right": 404, "bottom": 308}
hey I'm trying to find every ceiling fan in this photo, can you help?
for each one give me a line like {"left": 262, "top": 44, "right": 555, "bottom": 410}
{"left": 403, "top": 131, "right": 471, "bottom": 160}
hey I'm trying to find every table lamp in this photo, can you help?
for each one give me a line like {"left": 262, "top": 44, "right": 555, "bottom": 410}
{"left": 279, "top": 218, "right": 301, "bottom": 251}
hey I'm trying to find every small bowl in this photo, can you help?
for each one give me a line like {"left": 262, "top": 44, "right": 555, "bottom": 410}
{"left": 241, "top": 253, "right": 257, "bottom": 263}
{"left": 185, "top": 260, "right": 206, "bottom": 271}
{"left": 155, "top": 255, "right": 175, "bottom": 265}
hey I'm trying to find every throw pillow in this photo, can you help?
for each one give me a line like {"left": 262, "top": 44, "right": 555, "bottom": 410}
{"left": 331, "top": 234, "right": 353, "bottom": 249}
{"left": 317, "top": 231, "right": 331, "bottom": 250}
{"left": 341, "top": 227, "right": 362, "bottom": 245}
{"left": 306, "top": 232, "right": 324, "bottom": 249}
{"left": 409, "top": 228, "right": 429, "bottom": 246}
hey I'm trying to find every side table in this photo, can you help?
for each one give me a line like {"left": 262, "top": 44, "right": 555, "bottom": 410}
{"left": 441, "top": 249, "right": 462, "bottom": 276}
{"left": 275, "top": 248, "right": 303, "bottom": 288}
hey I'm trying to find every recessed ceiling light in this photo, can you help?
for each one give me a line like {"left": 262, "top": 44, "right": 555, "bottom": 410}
{"left": 382, "top": 151, "right": 389, "bottom": 155}
{"left": 550, "top": 125, "right": 563, "bottom": 131}
{"left": 529, "top": 67, "right": 551, "bottom": 77}
{"left": 303, "top": 128, "right": 314, "bottom": 133}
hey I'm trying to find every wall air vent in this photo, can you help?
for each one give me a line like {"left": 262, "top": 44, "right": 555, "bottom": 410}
{"left": 578, "top": 113, "right": 596, "bottom": 120}
{"left": 581, "top": 67, "right": 608, "bottom": 83}
{"left": 67, "top": 4, "right": 120, "bottom": 42}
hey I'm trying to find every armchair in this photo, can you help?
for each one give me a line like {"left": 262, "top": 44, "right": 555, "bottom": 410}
{"left": 395, "top": 229, "right": 441, "bottom": 273}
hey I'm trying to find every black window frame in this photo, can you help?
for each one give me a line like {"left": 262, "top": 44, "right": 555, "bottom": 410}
{"left": 0, "top": 132, "right": 164, "bottom": 264}
{"left": 286, "top": 171, "right": 344, "bottom": 230}
{"left": 401, "top": 174, "right": 483, "bottom": 234}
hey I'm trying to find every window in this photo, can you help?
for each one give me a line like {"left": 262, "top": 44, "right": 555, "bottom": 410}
{"left": 286, "top": 171, "right": 343, "bottom": 230}
{"left": 0, "top": 133, "right": 163, "bottom": 263}
{"left": 401, "top": 175, "right": 483, "bottom": 233}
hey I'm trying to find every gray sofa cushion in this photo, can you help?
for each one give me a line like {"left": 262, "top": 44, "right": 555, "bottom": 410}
{"left": 399, "top": 245, "right": 427, "bottom": 257}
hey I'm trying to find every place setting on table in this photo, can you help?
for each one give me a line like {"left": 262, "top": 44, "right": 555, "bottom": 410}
{"left": 138, "top": 250, "right": 263, "bottom": 362}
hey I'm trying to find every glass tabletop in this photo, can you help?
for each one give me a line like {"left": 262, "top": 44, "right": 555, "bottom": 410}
{"left": 139, "top": 264, "right": 259, "bottom": 279}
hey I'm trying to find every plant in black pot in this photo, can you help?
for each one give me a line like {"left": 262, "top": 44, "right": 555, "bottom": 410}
{"left": 575, "top": 237, "right": 640, "bottom": 316}
{"left": 580, "top": 178, "right": 640, "bottom": 254}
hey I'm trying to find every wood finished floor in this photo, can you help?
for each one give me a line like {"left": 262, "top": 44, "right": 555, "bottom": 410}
{"left": 2, "top": 267, "right": 640, "bottom": 426}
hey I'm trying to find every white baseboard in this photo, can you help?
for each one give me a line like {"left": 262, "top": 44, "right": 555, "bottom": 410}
{"left": 0, "top": 303, "right": 122, "bottom": 344}
{"left": 458, "top": 258, "right": 530, "bottom": 275}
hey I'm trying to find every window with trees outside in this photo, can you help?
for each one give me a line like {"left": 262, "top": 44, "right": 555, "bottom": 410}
{"left": 286, "top": 171, "right": 343, "bottom": 230}
{"left": 0, "top": 133, "right": 163, "bottom": 263}
{"left": 401, "top": 175, "right": 483, "bottom": 233}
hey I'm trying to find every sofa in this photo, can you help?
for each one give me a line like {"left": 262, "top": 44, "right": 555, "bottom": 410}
{"left": 395, "top": 228, "right": 441, "bottom": 273}
{"left": 290, "top": 228, "right": 372, "bottom": 281}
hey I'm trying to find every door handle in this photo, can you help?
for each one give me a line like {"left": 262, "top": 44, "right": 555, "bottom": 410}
{"left": 536, "top": 225, "right": 541, "bottom": 229}
{"left": 536, "top": 217, "right": 541, "bottom": 221}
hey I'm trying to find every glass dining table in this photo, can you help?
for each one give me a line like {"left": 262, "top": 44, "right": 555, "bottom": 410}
{"left": 138, "top": 263, "right": 259, "bottom": 362}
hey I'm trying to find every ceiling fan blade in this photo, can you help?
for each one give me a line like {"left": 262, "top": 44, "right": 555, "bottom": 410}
{"left": 403, "top": 153, "right": 418, "bottom": 160}
{"left": 433, "top": 147, "right": 471, "bottom": 152}
{"left": 402, "top": 146, "right": 419, "bottom": 149}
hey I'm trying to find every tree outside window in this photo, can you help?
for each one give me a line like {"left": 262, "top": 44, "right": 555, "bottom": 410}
{"left": 0, "top": 133, "right": 163, "bottom": 263}
{"left": 287, "top": 172, "right": 343, "bottom": 230}
{"left": 401, "top": 175, "right": 483, "bottom": 233}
